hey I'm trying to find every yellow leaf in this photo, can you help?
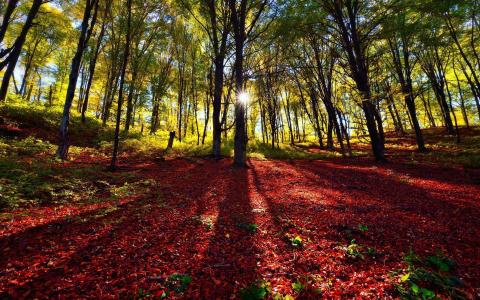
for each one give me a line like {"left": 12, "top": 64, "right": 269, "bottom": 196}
{"left": 400, "top": 273, "right": 410, "bottom": 282}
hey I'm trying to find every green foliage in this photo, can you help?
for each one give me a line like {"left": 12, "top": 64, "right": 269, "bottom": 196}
{"left": 239, "top": 281, "right": 270, "bottom": 300}
{"left": 357, "top": 224, "right": 369, "bottom": 232}
{"left": 0, "top": 179, "right": 21, "bottom": 209}
{"left": 394, "top": 250, "right": 466, "bottom": 300}
{"left": 0, "top": 102, "right": 112, "bottom": 146}
{"left": 344, "top": 239, "right": 364, "bottom": 260}
{"left": 246, "top": 141, "right": 340, "bottom": 160}
{"left": 365, "top": 247, "right": 379, "bottom": 258}
{"left": 165, "top": 274, "right": 192, "bottom": 294}
{"left": 272, "top": 294, "right": 294, "bottom": 300}
{"left": 0, "top": 159, "right": 93, "bottom": 209}
{"left": 292, "top": 279, "right": 306, "bottom": 293}
{"left": 291, "top": 276, "right": 323, "bottom": 296}
{"left": 109, "top": 182, "right": 134, "bottom": 199}
{"left": 290, "top": 235, "right": 303, "bottom": 247}
{"left": 0, "top": 134, "right": 154, "bottom": 210}
{"left": 0, "top": 156, "right": 56, "bottom": 209}
{"left": 237, "top": 222, "right": 259, "bottom": 233}
{"left": 394, "top": 128, "right": 480, "bottom": 169}
{"left": 425, "top": 254, "right": 456, "bottom": 273}
{"left": 0, "top": 136, "right": 55, "bottom": 157}
{"left": 135, "top": 288, "right": 152, "bottom": 299}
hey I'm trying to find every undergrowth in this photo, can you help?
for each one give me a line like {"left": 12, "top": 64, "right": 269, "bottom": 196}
{"left": 392, "top": 250, "right": 466, "bottom": 299}
{"left": 0, "top": 135, "right": 153, "bottom": 210}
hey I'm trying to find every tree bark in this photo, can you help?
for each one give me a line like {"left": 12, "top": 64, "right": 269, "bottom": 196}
{"left": 82, "top": 15, "right": 107, "bottom": 123}
{"left": 167, "top": 131, "right": 175, "bottom": 149}
{"left": 0, "top": 0, "right": 19, "bottom": 47}
{"left": 325, "top": 0, "right": 385, "bottom": 161}
{"left": 124, "top": 71, "right": 137, "bottom": 132}
{"left": 202, "top": 69, "right": 212, "bottom": 145}
{"left": 230, "top": 0, "right": 248, "bottom": 167}
{"left": 388, "top": 37, "right": 426, "bottom": 151}
{"left": 110, "top": 0, "right": 132, "bottom": 170}
{"left": 453, "top": 63, "right": 469, "bottom": 128}
{"left": 0, "top": 0, "right": 43, "bottom": 101}
{"left": 57, "top": 0, "right": 99, "bottom": 159}
{"left": 205, "top": 0, "right": 230, "bottom": 159}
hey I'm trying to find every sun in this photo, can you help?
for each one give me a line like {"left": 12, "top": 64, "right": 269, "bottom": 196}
{"left": 238, "top": 92, "right": 250, "bottom": 105}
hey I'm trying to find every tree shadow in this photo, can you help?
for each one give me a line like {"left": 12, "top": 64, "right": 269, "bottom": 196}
{"left": 0, "top": 159, "right": 223, "bottom": 298}
{"left": 250, "top": 159, "right": 480, "bottom": 292}
{"left": 1, "top": 157, "right": 479, "bottom": 298}
{"left": 0, "top": 196, "right": 144, "bottom": 271}
{"left": 286, "top": 159, "right": 480, "bottom": 226}
{"left": 326, "top": 156, "right": 480, "bottom": 187}
{"left": 187, "top": 164, "right": 260, "bottom": 298}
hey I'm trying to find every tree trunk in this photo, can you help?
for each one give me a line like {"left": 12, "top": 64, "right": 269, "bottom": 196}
{"left": 177, "top": 76, "right": 184, "bottom": 142}
{"left": 388, "top": 36, "right": 425, "bottom": 150}
{"left": 110, "top": 0, "right": 131, "bottom": 170}
{"left": 230, "top": 0, "right": 248, "bottom": 167}
{"left": 445, "top": 77, "right": 461, "bottom": 143}
{"left": 233, "top": 43, "right": 247, "bottom": 166}
{"left": 82, "top": 17, "right": 107, "bottom": 123}
{"left": 453, "top": 65, "right": 469, "bottom": 128}
{"left": 124, "top": 72, "right": 137, "bottom": 132}
{"left": 446, "top": 15, "right": 480, "bottom": 99}
{"left": 387, "top": 100, "right": 401, "bottom": 132}
{"left": 0, "top": 0, "right": 43, "bottom": 101}
{"left": 326, "top": 0, "right": 385, "bottom": 161}
{"left": 57, "top": 0, "right": 99, "bottom": 159}
{"left": 202, "top": 81, "right": 211, "bottom": 145}
{"left": 20, "top": 41, "right": 39, "bottom": 96}
{"left": 362, "top": 100, "right": 385, "bottom": 161}
{"left": 405, "top": 94, "right": 426, "bottom": 151}
{"left": 77, "top": 63, "right": 87, "bottom": 112}
{"left": 167, "top": 131, "right": 175, "bottom": 149}
{"left": 284, "top": 93, "right": 295, "bottom": 145}
{"left": 47, "top": 85, "right": 53, "bottom": 107}
{"left": 212, "top": 57, "right": 224, "bottom": 158}
{"left": 102, "top": 67, "right": 120, "bottom": 126}
{"left": 460, "top": 62, "right": 480, "bottom": 120}
{"left": 0, "top": 0, "right": 19, "bottom": 46}
{"left": 151, "top": 95, "right": 160, "bottom": 134}
{"left": 420, "top": 92, "right": 436, "bottom": 128}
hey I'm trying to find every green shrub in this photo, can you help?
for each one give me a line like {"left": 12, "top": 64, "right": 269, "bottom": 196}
{"left": 239, "top": 281, "right": 270, "bottom": 300}
{"left": 393, "top": 250, "right": 466, "bottom": 300}
{"left": 357, "top": 224, "right": 369, "bottom": 232}
{"left": 0, "top": 179, "right": 21, "bottom": 209}
{"left": 290, "top": 235, "right": 303, "bottom": 247}
{"left": 343, "top": 239, "right": 364, "bottom": 260}
{"left": 237, "top": 222, "right": 259, "bottom": 233}
{"left": 165, "top": 274, "right": 192, "bottom": 293}
{"left": 291, "top": 276, "right": 323, "bottom": 296}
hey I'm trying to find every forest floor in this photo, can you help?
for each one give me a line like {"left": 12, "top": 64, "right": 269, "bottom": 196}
{"left": 1, "top": 105, "right": 480, "bottom": 298}
{"left": 1, "top": 154, "right": 480, "bottom": 299}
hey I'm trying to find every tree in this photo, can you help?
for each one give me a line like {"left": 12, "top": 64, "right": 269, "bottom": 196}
{"left": 384, "top": 0, "right": 426, "bottom": 151}
{"left": 16, "top": 4, "right": 70, "bottom": 100}
{"left": 0, "top": 0, "right": 44, "bottom": 102}
{"left": 229, "top": 0, "right": 268, "bottom": 166}
{"left": 124, "top": 0, "right": 165, "bottom": 132}
{"left": 0, "top": 0, "right": 19, "bottom": 47}
{"left": 418, "top": 45, "right": 456, "bottom": 135}
{"left": 320, "top": 0, "right": 389, "bottom": 161}
{"left": 81, "top": 0, "right": 111, "bottom": 123}
{"left": 110, "top": 0, "right": 132, "bottom": 170}
{"left": 205, "top": 0, "right": 231, "bottom": 158}
{"left": 56, "top": 0, "right": 99, "bottom": 159}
